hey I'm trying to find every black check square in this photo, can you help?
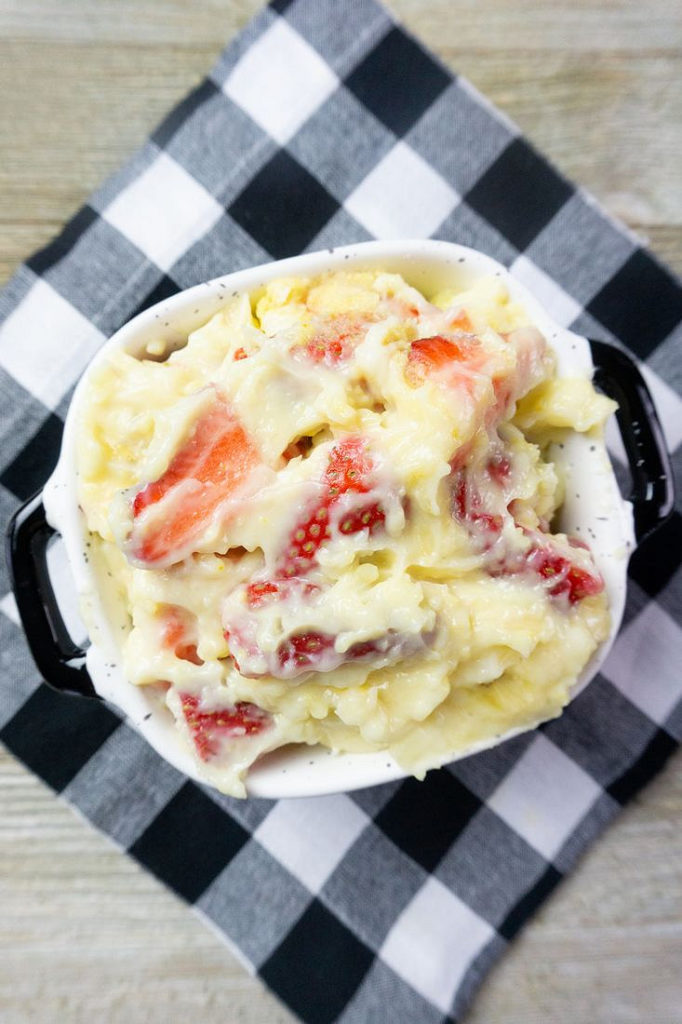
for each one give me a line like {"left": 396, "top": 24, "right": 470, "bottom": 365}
{"left": 260, "top": 899, "right": 373, "bottom": 1024}
{"left": 0, "top": 412, "right": 63, "bottom": 501}
{"left": 345, "top": 26, "right": 450, "bottom": 138}
{"left": 128, "top": 274, "right": 181, "bottom": 321}
{"left": 465, "top": 138, "right": 573, "bottom": 252}
{"left": 228, "top": 150, "right": 339, "bottom": 259}
{"left": 375, "top": 770, "right": 481, "bottom": 872}
{"left": 607, "top": 728, "right": 678, "bottom": 805}
{"left": 129, "top": 781, "right": 249, "bottom": 903}
{"left": 627, "top": 512, "right": 682, "bottom": 598}
{"left": 498, "top": 865, "right": 561, "bottom": 941}
{"left": 587, "top": 249, "right": 682, "bottom": 358}
{"left": 0, "top": 684, "right": 120, "bottom": 792}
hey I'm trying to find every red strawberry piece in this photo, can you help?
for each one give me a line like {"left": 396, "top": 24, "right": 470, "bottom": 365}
{"left": 161, "top": 606, "right": 203, "bottom": 666}
{"left": 245, "top": 580, "right": 282, "bottom": 608}
{"left": 275, "top": 630, "right": 385, "bottom": 677}
{"left": 486, "top": 453, "right": 511, "bottom": 486}
{"left": 292, "top": 315, "right": 369, "bottom": 367}
{"left": 233, "top": 347, "right": 248, "bottom": 361}
{"left": 451, "top": 471, "right": 503, "bottom": 545}
{"left": 280, "top": 435, "right": 385, "bottom": 577}
{"left": 130, "top": 397, "right": 260, "bottom": 566}
{"left": 526, "top": 545, "right": 603, "bottom": 605}
{"left": 277, "top": 631, "right": 336, "bottom": 673}
{"left": 245, "top": 577, "right": 319, "bottom": 609}
{"left": 405, "top": 335, "right": 469, "bottom": 387}
{"left": 180, "top": 693, "right": 271, "bottom": 761}
{"left": 450, "top": 310, "right": 474, "bottom": 332}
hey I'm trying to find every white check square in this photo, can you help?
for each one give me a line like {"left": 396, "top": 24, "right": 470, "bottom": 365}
{"left": 380, "top": 876, "right": 494, "bottom": 1014}
{"left": 0, "top": 279, "right": 105, "bottom": 409}
{"left": 0, "top": 592, "right": 20, "bottom": 627}
{"left": 487, "top": 734, "right": 601, "bottom": 861}
{"left": 254, "top": 794, "right": 367, "bottom": 894}
{"left": 224, "top": 19, "right": 338, "bottom": 145}
{"left": 103, "top": 152, "right": 223, "bottom": 272}
{"left": 603, "top": 603, "right": 682, "bottom": 725}
{"left": 510, "top": 254, "right": 583, "bottom": 328}
{"left": 345, "top": 141, "right": 459, "bottom": 239}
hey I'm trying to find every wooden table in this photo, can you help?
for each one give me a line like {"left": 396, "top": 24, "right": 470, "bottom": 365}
{"left": 1, "top": 2, "right": 680, "bottom": 1021}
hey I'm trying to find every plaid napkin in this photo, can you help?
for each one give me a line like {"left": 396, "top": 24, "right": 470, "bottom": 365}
{"left": 2, "top": 1, "right": 682, "bottom": 1021}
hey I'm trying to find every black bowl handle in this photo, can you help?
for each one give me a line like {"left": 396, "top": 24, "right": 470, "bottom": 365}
{"left": 590, "top": 339, "right": 675, "bottom": 544}
{"left": 5, "top": 491, "right": 97, "bottom": 698}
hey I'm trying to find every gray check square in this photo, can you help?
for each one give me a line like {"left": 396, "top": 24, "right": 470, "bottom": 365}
{"left": 36, "top": 217, "right": 147, "bottom": 329}
{"left": 169, "top": 214, "right": 269, "bottom": 290}
{"left": 0, "top": 615, "right": 41, "bottom": 730}
{"left": 567, "top": 308, "right": 620, "bottom": 346}
{"left": 407, "top": 81, "right": 514, "bottom": 196}
{"left": 282, "top": 0, "right": 394, "bottom": 78}
{"left": 289, "top": 88, "right": 394, "bottom": 202}
{"left": 449, "top": 731, "right": 535, "bottom": 801}
{"left": 650, "top": 321, "right": 682, "bottom": 395}
{"left": 306, "top": 207, "right": 373, "bottom": 252}
{"left": 524, "top": 193, "right": 637, "bottom": 306}
{"left": 0, "top": 370, "right": 61, "bottom": 480}
{"left": 542, "top": 675, "right": 659, "bottom": 788}
{"left": 321, "top": 823, "right": 425, "bottom": 950}
{"left": 162, "top": 90, "right": 274, "bottom": 202}
{"left": 0, "top": 484, "right": 22, "bottom": 594}
{"left": 202, "top": 785, "right": 275, "bottom": 831}
{"left": 349, "top": 777, "right": 403, "bottom": 816}
{"left": 198, "top": 840, "right": 311, "bottom": 968}
{"left": 436, "top": 806, "right": 548, "bottom": 928}
{"left": 65, "top": 724, "right": 184, "bottom": 847}
{"left": 620, "top": 576, "right": 657, "bottom": 629}
{"left": 453, "top": 933, "right": 507, "bottom": 1022}
{"left": 437, "top": 202, "right": 518, "bottom": 267}
{"left": 336, "top": 960, "right": 445, "bottom": 1024}
{"left": 0, "top": 264, "right": 35, "bottom": 325}
{"left": 553, "top": 791, "right": 619, "bottom": 873}
{"left": 665, "top": 702, "right": 682, "bottom": 743}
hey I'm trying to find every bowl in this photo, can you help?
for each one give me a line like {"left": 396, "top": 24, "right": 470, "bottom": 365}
{"left": 7, "top": 240, "right": 674, "bottom": 798}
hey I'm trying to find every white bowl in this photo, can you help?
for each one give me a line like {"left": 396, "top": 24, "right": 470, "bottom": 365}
{"left": 43, "top": 239, "right": 635, "bottom": 798}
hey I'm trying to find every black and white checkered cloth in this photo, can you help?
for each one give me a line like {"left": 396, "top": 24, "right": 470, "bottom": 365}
{"left": 1, "top": 1, "right": 681, "bottom": 1021}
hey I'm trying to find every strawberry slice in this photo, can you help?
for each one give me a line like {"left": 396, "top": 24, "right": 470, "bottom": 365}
{"left": 280, "top": 435, "right": 385, "bottom": 577}
{"left": 129, "top": 397, "right": 260, "bottom": 566}
{"left": 405, "top": 335, "right": 472, "bottom": 387}
{"left": 451, "top": 470, "right": 503, "bottom": 548}
{"left": 525, "top": 544, "right": 604, "bottom": 605}
{"left": 276, "top": 630, "right": 384, "bottom": 676}
{"left": 292, "top": 315, "right": 369, "bottom": 367}
{"left": 161, "top": 605, "right": 203, "bottom": 666}
{"left": 180, "top": 693, "right": 271, "bottom": 761}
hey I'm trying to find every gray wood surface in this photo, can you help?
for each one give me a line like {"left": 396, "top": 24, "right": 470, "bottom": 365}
{"left": 1, "top": 2, "right": 680, "bottom": 1021}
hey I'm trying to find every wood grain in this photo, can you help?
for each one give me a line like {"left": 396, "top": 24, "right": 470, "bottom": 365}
{"left": 1, "top": 1, "right": 680, "bottom": 1022}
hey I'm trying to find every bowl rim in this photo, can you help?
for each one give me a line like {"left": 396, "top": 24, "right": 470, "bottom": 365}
{"left": 43, "top": 238, "right": 635, "bottom": 798}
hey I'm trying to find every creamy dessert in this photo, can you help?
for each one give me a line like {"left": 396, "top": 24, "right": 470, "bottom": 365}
{"left": 76, "top": 270, "right": 615, "bottom": 796}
